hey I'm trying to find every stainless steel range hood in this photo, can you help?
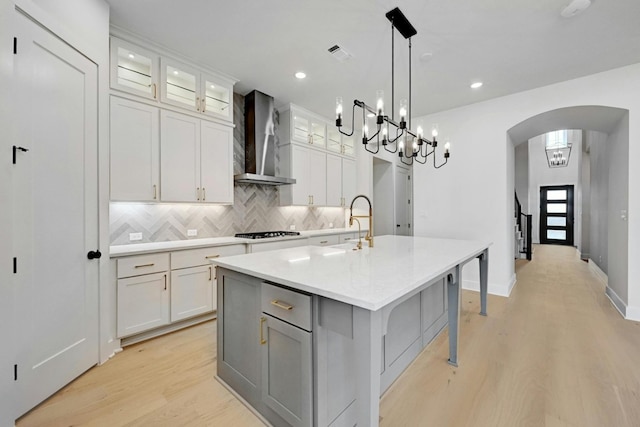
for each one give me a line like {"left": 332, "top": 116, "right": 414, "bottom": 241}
{"left": 234, "top": 90, "right": 295, "bottom": 186}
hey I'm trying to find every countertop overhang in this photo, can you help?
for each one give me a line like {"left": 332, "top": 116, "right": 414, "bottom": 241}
{"left": 212, "top": 235, "right": 491, "bottom": 311}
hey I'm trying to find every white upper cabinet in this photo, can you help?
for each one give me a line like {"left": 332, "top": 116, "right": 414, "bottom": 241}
{"left": 110, "top": 97, "right": 159, "bottom": 201}
{"left": 160, "top": 110, "right": 233, "bottom": 204}
{"left": 288, "top": 108, "right": 326, "bottom": 149}
{"left": 281, "top": 144, "right": 326, "bottom": 206}
{"left": 110, "top": 37, "right": 159, "bottom": 100}
{"left": 161, "top": 58, "right": 233, "bottom": 122}
{"left": 326, "top": 154, "right": 356, "bottom": 208}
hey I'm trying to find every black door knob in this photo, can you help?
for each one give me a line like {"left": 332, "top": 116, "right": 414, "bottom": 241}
{"left": 87, "top": 250, "right": 102, "bottom": 260}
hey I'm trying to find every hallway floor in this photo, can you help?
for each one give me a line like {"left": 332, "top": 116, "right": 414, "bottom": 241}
{"left": 17, "top": 245, "right": 640, "bottom": 426}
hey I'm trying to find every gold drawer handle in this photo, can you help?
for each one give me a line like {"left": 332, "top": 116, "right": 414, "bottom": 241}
{"left": 271, "top": 300, "right": 293, "bottom": 311}
{"left": 320, "top": 240, "right": 328, "bottom": 244}
{"left": 260, "top": 316, "right": 267, "bottom": 345}
{"left": 134, "top": 263, "right": 155, "bottom": 268}
{"left": 206, "top": 255, "right": 220, "bottom": 259}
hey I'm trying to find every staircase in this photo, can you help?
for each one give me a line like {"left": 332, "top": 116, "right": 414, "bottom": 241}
{"left": 515, "top": 192, "right": 532, "bottom": 260}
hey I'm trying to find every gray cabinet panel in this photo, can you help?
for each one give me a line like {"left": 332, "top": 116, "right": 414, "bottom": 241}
{"left": 218, "top": 270, "right": 261, "bottom": 404}
{"left": 422, "top": 278, "right": 448, "bottom": 345}
{"left": 385, "top": 294, "right": 422, "bottom": 366}
{"left": 262, "top": 315, "right": 312, "bottom": 427}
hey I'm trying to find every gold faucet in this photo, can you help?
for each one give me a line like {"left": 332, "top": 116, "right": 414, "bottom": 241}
{"left": 349, "top": 194, "right": 374, "bottom": 248}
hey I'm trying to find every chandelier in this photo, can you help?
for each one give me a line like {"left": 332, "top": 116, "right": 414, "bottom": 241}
{"left": 545, "top": 130, "right": 572, "bottom": 168}
{"left": 335, "top": 7, "right": 450, "bottom": 167}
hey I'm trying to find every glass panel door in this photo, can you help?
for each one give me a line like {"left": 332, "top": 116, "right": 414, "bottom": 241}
{"left": 327, "top": 127, "right": 341, "bottom": 153}
{"left": 540, "top": 185, "right": 574, "bottom": 246}
{"left": 342, "top": 135, "right": 355, "bottom": 157}
{"left": 203, "top": 75, "right": 231, "bottom": 119}
{"left": 110, "top": 38, "right": 158, "bottom": 99}
{"left": 310, "top": 120, "right": 326, "bottom": 148}
{"left": 161, "top": 58, "right": 198, "bottom": 112}
{"left": 292, "top": 113, "right": 309, "bottom": 143}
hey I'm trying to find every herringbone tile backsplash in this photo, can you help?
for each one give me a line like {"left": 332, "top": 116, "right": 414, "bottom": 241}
{"left": 110, "top": 93, "right": 346, "bottom": 245}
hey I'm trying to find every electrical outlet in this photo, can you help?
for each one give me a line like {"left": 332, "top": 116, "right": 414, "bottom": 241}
{"left": 187, "top": 229, "right": 198, "bottom": 237}
{"left": 289, "top": 224, "right": 296, "bottom": 231}
{"left": 129, "top": 232, "right": 142, "bottom": 241}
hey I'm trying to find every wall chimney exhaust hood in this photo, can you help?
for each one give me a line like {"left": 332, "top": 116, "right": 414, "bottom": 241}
{"left": 234, "top": 90, "right": 296, "bottom": 185}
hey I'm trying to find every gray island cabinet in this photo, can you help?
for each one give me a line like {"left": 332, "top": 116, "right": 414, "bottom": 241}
{"left": 214, "top": 235, "right": 490, "bottom": 427}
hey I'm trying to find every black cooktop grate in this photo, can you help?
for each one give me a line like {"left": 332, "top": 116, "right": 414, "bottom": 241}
{"left": 235, "top": 231, "right": 301, "bottom": 239}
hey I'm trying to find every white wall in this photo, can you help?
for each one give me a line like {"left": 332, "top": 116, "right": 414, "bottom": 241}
{"left": 580, "top": 139, "right": 591, "bottom": 259}
{"left": 588, "top": 130, "right": 609, "bottom": 273}
{"left": 527, "top": 130, "right": 582, "bottom": 247}
{"left": 412, "top": 63, "right": 640, "bottom": 319}
{"left": 606, "top": 114, "right": 630, "bottom": 305}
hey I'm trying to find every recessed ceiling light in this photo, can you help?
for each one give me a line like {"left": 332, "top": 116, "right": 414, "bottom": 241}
{"left": 295, "top": 71, "right": 306, "bottom": 79}
{"left": 470, "top": 82, "right": 483, "bottom": 89}
{"left": 128, "top": 53, "right": 135, "bottom": 59}
{"left": 173, "top": 70, "right": 179, "bottom": 75}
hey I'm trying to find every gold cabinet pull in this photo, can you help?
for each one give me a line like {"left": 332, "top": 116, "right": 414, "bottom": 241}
{"left": 260, "top": 316, "right": 267, "bottom": 345}
{"left": 153, "top": 184, "right": 157, "bottom": 200}
{"left": 152, "top": 83, "right": 157, "bottom": 99}
{"left": 134, "top": 263, "right": 155, "bottom": 268}
{"left": 209, "top": 266, "right": 212, "bottom": 281}
{"left": 196, "top": 187, "right": 200, "bottom": 201}
{"left": 196, "top": 97, "right": 200, "bottom": 112}
{"left": 271, "top": 300, "right": 293, "bottom": 311}
{"left": 202, "top": 97, "right": 206, "bottom": 113}
{"left": 205, "top": 254, "right": 220, "bottom": 259}
{"left": 202, "top": 187, "right": 206, "bottom": 201}
{"left": 320, "top": 240, "right": 328, "bottom": 244}
{"left": 163, "top": 274, "right": 167, "bottom": 290}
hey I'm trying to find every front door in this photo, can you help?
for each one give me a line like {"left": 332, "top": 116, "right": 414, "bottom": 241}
{"left": 540, "top": 185, "right": 574, "bottom": 246}
{"left": 13, "top": 11, "right": 99, "bottom": 416}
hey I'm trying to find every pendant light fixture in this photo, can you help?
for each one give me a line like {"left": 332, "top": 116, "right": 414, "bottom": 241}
{"left": 335, "top": 7, "right": 450, "bottom": 168}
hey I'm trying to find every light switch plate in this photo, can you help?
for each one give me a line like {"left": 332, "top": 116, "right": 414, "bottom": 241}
{"left": 129, "top": 232, "right": 142, "bottom": 241}
{"left": 187, "top": 229, "right": 198, "bottom": 237}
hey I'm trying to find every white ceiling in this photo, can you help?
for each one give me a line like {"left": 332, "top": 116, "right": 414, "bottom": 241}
{"left": 105, "top": 0, "right": 640, "bottom": 120}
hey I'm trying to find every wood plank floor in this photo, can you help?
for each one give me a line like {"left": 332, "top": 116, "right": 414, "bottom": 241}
{"left": 17, "top": 245, "right": 640, "bottom": 426}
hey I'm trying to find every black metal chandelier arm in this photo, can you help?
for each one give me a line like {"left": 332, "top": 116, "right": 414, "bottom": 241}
{"left": 399, "top": 154, "right": 414, "bottom": 166}
{"left": 337, "top": 102, "right": 359, "bottom": 137}
{"left": 413, "top": 152, "right": 428, "bottom": 164}
{"left": 364, "top": 141, "right": 380, "bottom": 154}
{"left": 433, "top": 152, "right": 449, "bottom": 169}
{"left": 388, "top": 127, "right": 404, "bottom": 144}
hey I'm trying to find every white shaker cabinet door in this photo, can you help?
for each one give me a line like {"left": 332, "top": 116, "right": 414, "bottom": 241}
{"left": 110, "top": 97, "right": 159, "bottom": 201}
{"left": 308, "top": 149, "right": 326, "bottom": 206}
{"left": 200, "top": 120, "right": 233, "bottom": 204}
{"left": 160, "top": 110, "right": 201, "bottom": 202}
{"left": 290, "top": 144, "right": 311, "bottom": 205}
{"left": 170, "top": 265, "right": 214, "bottom": 322}
{"left": 326, "top": 153, "right": 343, "bottom": 207}
{"left": 342, "top": 158, "right": 357, "bottom": 206}
{"left": 117, "top": 272, "right": 170, "bottom": 337}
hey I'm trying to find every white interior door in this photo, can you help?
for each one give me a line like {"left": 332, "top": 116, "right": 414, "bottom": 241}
{"left": 395, "top": 166, "right": 412, "bottom": 236}
{"left": 13, "top": 12, "right": 99, "bottom": 417}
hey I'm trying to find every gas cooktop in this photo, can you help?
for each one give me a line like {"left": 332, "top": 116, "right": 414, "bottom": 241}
{"left": 235, "top": 231, "right": 301, "bottom": 239}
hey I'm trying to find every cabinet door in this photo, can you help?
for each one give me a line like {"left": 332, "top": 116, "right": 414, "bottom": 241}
{"left": 110, "top": 97, "right": 159, "bottom": 201}
{"left": 290, "top": 144, "right": 310, "bottom": 205}
{"left": 308, "top": 149, "right": 326, "bottom": 206}
{"left": 262, "top": 315, "right": 312, "bottom": 427}
{"left": 342, "top": 158, "right": 357, "bottom": 206}
{"left": 309, "top": 118, "right": 326, "bottom": 149}
{"left": 291, "top": 110, "right": 310, "bottom": 144}
{"left": 200, "top": 120, "right": 233, "bottom": 204}
{"left": 342, "top": 135, "right": 355, "bottom": 157}
{"left": 326, "top": 153, "right": 343, "bottom": 207}
{"left": 161, "top": 57, "right": 199, "bottom": 112}
{"left": 327, "top": 127, "right": 342, "bottom": 154}
{"left": 160, "top": 111, "right": 201, "bottom": 202}
{"left": 110, "top": 37, "right": 158, "bottom": 100}
{"left": 117, "top": 272, "right": 169, "bottom": 337}
{"left": 201, "top": 73, "right": 232, "bottom": 121}
{"left": 170, "top": 265, "right": 214, "bottom": 322}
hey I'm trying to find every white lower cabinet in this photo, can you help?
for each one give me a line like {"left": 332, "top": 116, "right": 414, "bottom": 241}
{"left": 170, "top": 265, "right": 213, "bottom": 322}
{"left": 309, "top": 234, "right": 340, "bottom": 246}
{"left": 117, "top": 271, "right": 169, "bottom": 338}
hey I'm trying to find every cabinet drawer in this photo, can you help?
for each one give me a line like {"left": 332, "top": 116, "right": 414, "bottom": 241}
{"left": 249, "top": 238, "right": 308, "bottom": 253}
{"left": 261, "top": 283, "right": 312, "bottom": 331}
{"left": 339, "top": 232, "right": 357, "bottom": 243}
{"left": 171, "top": 244, "right": 245, "bottom": 270}
{"left": 117, "top": 253, "right": 169, "bottom": 278}
{"left": 308, "top": 235, "right": 339, "bottom": 246}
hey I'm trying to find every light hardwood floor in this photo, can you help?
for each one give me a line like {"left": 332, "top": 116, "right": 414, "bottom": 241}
{"left": 17, "top": 245, "right": 640, "bottom": 426}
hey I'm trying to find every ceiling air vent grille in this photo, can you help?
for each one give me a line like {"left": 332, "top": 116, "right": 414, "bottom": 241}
{"left": 328, "top": 45, "right": 352, "bottom": 62}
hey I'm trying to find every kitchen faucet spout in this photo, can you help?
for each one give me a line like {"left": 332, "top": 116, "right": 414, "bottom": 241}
{"left": 348, "top": 194, "right": 374, "bottom": 248}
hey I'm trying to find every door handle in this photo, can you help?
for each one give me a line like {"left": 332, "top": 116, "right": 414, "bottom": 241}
{"left": 87, "top": 250, "right": 102, "bottom": 260}
{"left": 396, "top": 224, "right": 401, "bottom": 227}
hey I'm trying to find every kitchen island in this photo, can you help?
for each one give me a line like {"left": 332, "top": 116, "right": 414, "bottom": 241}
{"left": 213, "top": 235, "right": 490, "bottom": 427}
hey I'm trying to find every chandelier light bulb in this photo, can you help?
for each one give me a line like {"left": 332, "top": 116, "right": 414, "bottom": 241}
{"left": 412, "top": 139, "right": 418, "bottom": 153}
{"left": 417, "top": 126, "right": 423, "bottom": 139}
{"left": 399, "top": 99, "right": 407, "bottom": 121}
{"left": 399, "top": 139, "right": 404, "bottom": 153}
{"left": 363, "top": 123, "right": 368, "bottom": 138}
{"left": 335, "top": 97, "right": 343, "bottom": 119}
{"left": 376, "top": 90, "right": 384, "bottom": 116}
{"left": 444, "top": 141, "right": 451, "bottom": 153}
{"left": 432, "top": 124, "right": 439, "bottom": 138}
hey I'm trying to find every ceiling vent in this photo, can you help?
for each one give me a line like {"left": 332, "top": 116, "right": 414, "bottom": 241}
{"left": 328, "top": 45, "right": 352, "bottom": 62}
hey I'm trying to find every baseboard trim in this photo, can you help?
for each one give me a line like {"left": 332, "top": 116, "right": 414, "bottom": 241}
{"left": 580, "top": 251, "right": 589, "bottom": 260}
{"left": 588, "top": 259, "right": 608, "bottom": 285}
{"left": 462, "top": 274, "right": 515, "bottom": 297}
{"left": 120, "top": 312, "right": 216, "bottom": 347}
{"left": 605, "top": 286, "right": 626, "bottom": 319}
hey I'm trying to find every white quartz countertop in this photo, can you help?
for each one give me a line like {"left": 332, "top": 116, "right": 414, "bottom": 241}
{"left": 212, "top": 235, "right": 491, "bottom": 311}
{"left": 109, "top": 228, "right": 363, "bottom": 257}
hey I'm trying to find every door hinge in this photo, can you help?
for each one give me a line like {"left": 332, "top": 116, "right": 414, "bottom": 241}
{"left": 408, "top": 175, "right": 410, "bottom": 180}
{"left": 13, "top": 37, "right": 17, "bottom": 54}
{"left": 408, "top": 223, "right": 411, "bottom": 228}
{"left": 13, "top": 257, "right": 17, "bottom": 274}
{"left": 14, "top": 364, "right": 17, "bottom": 381}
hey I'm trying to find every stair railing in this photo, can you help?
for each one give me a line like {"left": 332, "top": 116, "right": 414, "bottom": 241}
{"left": 515, "top": 192, "right": 532, "bottom": 261}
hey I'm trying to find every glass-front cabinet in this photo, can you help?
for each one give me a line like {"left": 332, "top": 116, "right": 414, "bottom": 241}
{"left": 110, "top": 37, "right": 159, "bottom": 100}
{"left": 327, "top": 127, "right": 342, "bottom": 154}
{"left": 290, "top": 109, "right": 326, "bottom": 148}
{"left": 342, "top": 135, "right": 355, "bottom": 157}
{"left": 161, "top": 58, "right": 233, "bottom": 121}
